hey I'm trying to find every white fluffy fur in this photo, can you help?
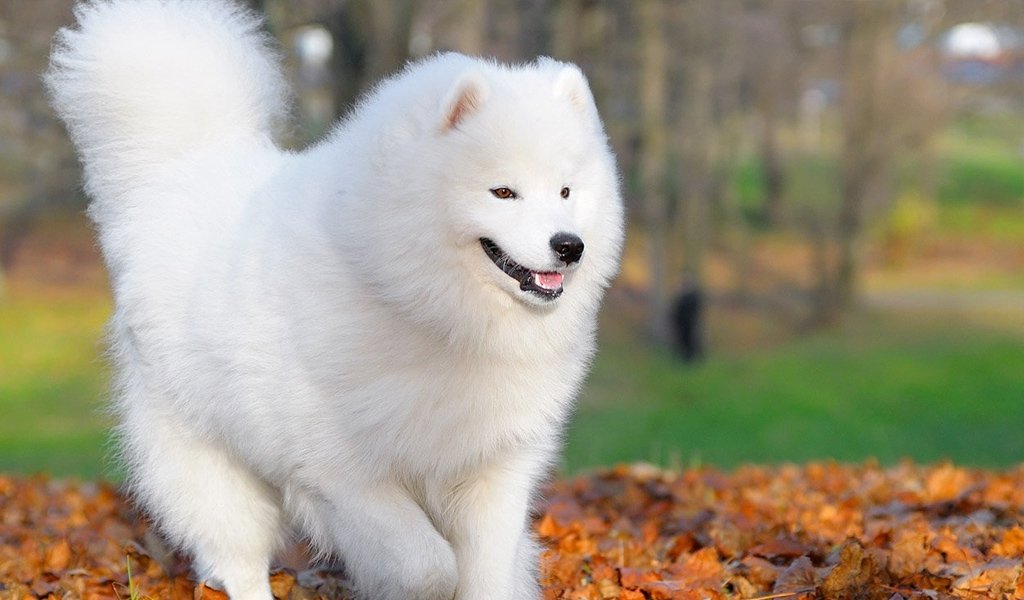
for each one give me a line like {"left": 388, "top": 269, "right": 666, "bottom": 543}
{"left": 46, "top": 2, "right": 624, "bottom": 599}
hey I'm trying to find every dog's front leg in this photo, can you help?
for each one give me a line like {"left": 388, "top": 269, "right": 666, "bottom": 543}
{"left": 447, "top": 452, "right": 546, "bottom": 600}
{"left": 300, "top": 481, "right": 458, "bottom": 600}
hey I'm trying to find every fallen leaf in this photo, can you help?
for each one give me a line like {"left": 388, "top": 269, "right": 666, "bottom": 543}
{"left": 990, "top": 526, "right": 1024, "bottom": 558}
{"left": 43, "top": 539, "right": 72, "bottom": 573}
{"left": 269, "top": 570, "right": 295, "bottom": 599}
{"left": 821, "top": 539, "right": 886, "bottom": 600}
{"left": 193, "top": 583, "right": 229, "bottom": 600}
{"left": 749, "top": 536, "right": 814, "bottom": 560}
{"left": 773, "top": 556, "right": 818, "bottom": 594}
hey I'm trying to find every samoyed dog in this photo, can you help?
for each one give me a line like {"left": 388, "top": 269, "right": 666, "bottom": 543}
{"left": 46, "top": 1, "right": 623, "bottom": 599}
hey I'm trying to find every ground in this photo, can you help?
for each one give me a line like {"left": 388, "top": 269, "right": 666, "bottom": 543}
{"left": 2, "top": 462, "right": 1022, "bottom": 600}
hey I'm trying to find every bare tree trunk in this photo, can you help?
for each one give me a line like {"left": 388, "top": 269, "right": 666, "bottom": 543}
{"left": 453, "top": 0, "right": 488, "bottom": 55}
{"left": 638, "top": 0, "right": 670, "bottom": 343}
{"left": 667, "top": 1, "right": 745, "bottom": 353}
{"left": 675, "top": 1, "right": 719, "bottom": 287}
{"left": 710, "top": 4, "right": 751, "bottom": 301}
{"left": 815, "top": 0, "right": 899, "bottom": 323}
{"left": 551, "top": 0, "right": 582, "bottom": 60}
{"left": 833, "top": 161, "right": 871, "bottom": 315}
{"left": 365, "top": 1, "right": 416, "bottom": 80}
{"left": 759, "top": 106, "right": 785, "bottom": 226}
{"left": 517, "top": 0, "right": 549, "bottom": 58}
{"left": 323, "top": 0, "right": 416, "bottom": 118}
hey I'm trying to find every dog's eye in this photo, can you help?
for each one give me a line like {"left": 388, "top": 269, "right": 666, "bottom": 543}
{"left": 560, "top": 187, "right": 571, "bottom": 199}
{"left": 490, "top": 187, "right": 517, "bottom": 200}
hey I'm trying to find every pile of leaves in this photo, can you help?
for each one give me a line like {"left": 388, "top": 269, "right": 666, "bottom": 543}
{"left": 1, "top": 462, "right": 1022, "bottom": 600}
{"left": 539, "top": 462, "right": 1024, "bottom": 599}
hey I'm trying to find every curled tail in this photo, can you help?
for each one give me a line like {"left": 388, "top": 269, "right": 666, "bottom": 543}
{"left": 45, "top": 0, "right": 289, "bottom": 204}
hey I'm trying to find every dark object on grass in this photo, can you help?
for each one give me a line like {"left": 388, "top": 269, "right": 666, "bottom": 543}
{"left": 671, "top": 282, "right": 705, "bottom": 362}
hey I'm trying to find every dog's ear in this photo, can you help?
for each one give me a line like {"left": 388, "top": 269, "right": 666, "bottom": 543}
{"left": 440, "top": 70, "right": 490, "bottom": 132}
{"left": 553, "top": 65, "right": 599, "bottom": 129}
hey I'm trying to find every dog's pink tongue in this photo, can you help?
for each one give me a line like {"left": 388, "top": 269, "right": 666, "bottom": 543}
{"left": 535, "top": 272, "right": 564, "bottom": 290}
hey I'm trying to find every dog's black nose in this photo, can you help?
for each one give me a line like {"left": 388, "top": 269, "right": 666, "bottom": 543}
{"left": 550, "top": 232, "right": 584, "bottom": 265}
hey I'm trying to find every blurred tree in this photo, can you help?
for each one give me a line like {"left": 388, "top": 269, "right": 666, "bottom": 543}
{"left": 743, "top": 0, "right": 802, "bottom": 227}
{"left": 814, "top": 0, "right": 946, "bottom": 323}
{"left": 656, "top": 0, "right": 748, "bottom": 348}
{"left": 0, "top": 0, "right": 80, "bottom": 292}
{"left": 637, "top": 0, "right": 670, "bottom": 342}
{"left": 261, "top": 0, "right": 415, "bottom": 120}
{"left": 6, "top": 0, "right": 1012, "bottom": 333}
{"left": 438, "top": 0, "right": 488, "bottom": 56}
{"left": 516, "top": 0, "right": 550, "bottom": 58}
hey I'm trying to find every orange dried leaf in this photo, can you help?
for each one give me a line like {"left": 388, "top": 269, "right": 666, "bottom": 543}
{"left": 773, "top": 556, "right": 818, "bottom": 594}
{"left": 193, "top": 583, "right": 229, "bottom": 600}
{"left": 924, "top": 463, "right": 972, "bottom": 503}
{"left": 749, "top": 537, "right": 814, "bottom": 560}
{"left": 596, "top": 577, "right": 620, "bottom": 599}
{"left": 821, "top": 540, "right": 886, "bottom": 600}
{"left": 990, "top": 526, "right": 1024, "bottom": 558}
{"left": 269, "top": 571, "right": 295, "bottom": 599}
{"left": 537, "top": 513, "right": 564, "bottom": 539}
{"left": 667, "top": 547, "right": 723, "bottom": 589}
{"left": 889, "top": 521, "right": 934, "bottom": 577}
{"left": 953, "top": 558, "right": 1021, "bottom": 597}
{"left": 43, "top": 539, "right": 72, "bottom": 573}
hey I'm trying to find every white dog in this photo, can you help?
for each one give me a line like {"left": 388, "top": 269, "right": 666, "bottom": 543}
{"left": 46, "top": 2, "right": 623, "bottom": 599}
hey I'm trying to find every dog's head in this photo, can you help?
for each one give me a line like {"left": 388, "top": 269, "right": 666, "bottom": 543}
{"left": 433, "top": 57, "right": 623, "bottom": 310}
{"left": 344, "top": 54, "right": 624, "bottom": 340}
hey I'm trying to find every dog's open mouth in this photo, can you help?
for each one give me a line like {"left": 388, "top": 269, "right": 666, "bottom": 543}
{"left": 480, "top": 238, "right": 563, "bottom": 299}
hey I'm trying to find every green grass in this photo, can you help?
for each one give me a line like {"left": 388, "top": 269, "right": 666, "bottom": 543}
{"left": 936, "top": 151, "right": 1024, "bottom": 208}
{"left": 3, "top": 286, "right": 1022, "bottom": 479}
{"left": 0, "top": 290, "right": 113, "bottom": 478}
{"left": 565, "top": 311, "right": 1024, "bottom": 472}
{"left": 933, "top": 115, "right": 1024, "bottom": 212}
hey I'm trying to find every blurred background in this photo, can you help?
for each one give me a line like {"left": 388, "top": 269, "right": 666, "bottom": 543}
{"left": 1, "top": 0, "right": 1022, "bottom": 479}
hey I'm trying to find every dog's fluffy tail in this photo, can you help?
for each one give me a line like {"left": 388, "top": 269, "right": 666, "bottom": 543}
{"left": 45, "top": 0, "right": 288, "bottom": 204}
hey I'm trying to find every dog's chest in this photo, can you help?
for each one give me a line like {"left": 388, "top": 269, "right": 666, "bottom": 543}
{"left": 380, "top": 351, "right": 580, "bottom": 474}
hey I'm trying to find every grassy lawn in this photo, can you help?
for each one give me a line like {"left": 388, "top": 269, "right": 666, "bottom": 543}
{"left": 0, "top": 288, "right": 112, "bottom": 479}
{"left": 3, "top": 279, "right": 1020, "bottom": 478}
{"left": 566, "top": 310, "right": 1024, "bottom": 472}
